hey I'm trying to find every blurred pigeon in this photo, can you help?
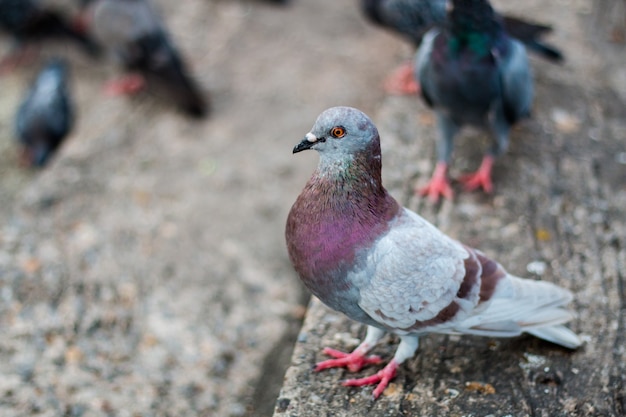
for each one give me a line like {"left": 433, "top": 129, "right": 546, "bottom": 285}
{"left": 416, "top": 0, "right": 534, "bottom": 201}
{"left": 361, "top": 0, "right": 562, "bottom": 94}
{"left": 0, "top": 0, "right": 100, "bottom": 70}
{"left": 286, "top": 106, "right": 581, "bottom": 399}
{"left": 16, "top": 58, "right": 74, "bottom": 167}
{"left": 82, "top": 0, "right": 208, "bottom": 117}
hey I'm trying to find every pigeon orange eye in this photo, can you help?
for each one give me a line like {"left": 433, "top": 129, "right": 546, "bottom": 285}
{"left": 330, "top": 126, "right": 346, "bottom": 138}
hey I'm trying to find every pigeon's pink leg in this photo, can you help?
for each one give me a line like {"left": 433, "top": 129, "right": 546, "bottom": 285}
{"left": 384, "top": 62, "right": 420, "bottom": 95}
{"left": 343, "top": 359, "right": 398, "bottom": 399}
{"left": 341, "top": 335, "right": 419, "bottom": 398}
{"left": 103, "top": 74, "right": 145, "bottom": 96}
{"left": 315, "top": 326, "right": 385, "bottom": 373}
{"left": 315, "top": 347, "right": 383, "bottom": 373}
{"left": 418, "top": 162, "right": 454, "bottom": 202}
{"left": 459, "top": 155, "right": 494, "bottom": 193}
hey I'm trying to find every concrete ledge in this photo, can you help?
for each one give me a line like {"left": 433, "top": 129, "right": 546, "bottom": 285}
{"left": 273, "top": 3, "right": 626, "bottom": 412}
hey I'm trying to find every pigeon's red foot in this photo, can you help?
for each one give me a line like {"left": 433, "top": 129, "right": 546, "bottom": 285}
{"left": 104, "top": 74, "right": 145, "bottom": 96}
{"left": 315, "top": 347, "right": 383, "bottom": 373}
{"left": 384, "top": 62, "right": 420, "bottom": 95}
{"left": 459, "top": 155, "right": 494, "bottom": 193}
{"left": 418, "top": 162, "right": 453, "bottom": 202}
{"left": 343, "top": 359, "right": 399, "bottom": 399}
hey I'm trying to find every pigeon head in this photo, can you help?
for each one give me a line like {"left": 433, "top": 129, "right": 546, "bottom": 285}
{"left": 293, "top": 106, "right": 381, "bottom": 162}
{"left": 33, "top": 58, "right": 70, "bottom": 96}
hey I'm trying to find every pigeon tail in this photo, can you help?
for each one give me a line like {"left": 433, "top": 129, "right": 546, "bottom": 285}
{"left": 456, "top": 275, "right": 581, "bottom": 348}
{"left": 527, "top": 325, "right": 581, "bottom": 350}
{"left": 502, "top": 15, "right": 552, "bottom": 40}
{"left": 522, "top": 40, "right": 563, "bottom": 63}
{"left": 501, "top": 15, "right": 563, "bottom": 62}
{"left": 172, "top": 75, "right": 209, "bottom": 118}
{"left": 128, "top": 32, "right": 208, "bottom": 117}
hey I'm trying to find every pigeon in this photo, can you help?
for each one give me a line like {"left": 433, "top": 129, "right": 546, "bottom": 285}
{"left": 0, "top": 0, "right": 100, "bottom": 70}
{"left": 81, "top": 0, "right": 208, "bottom": 117}
{"left": 285, "top": 106, "right": 580, "bottom": 399}
{"left": 361, "top": 0, "right": 562, "bottom": 94}
{"left": 15, "top": 58, "right": 74, "bottom": 168}
{"left": 415, "top": 0, "right": 534, "bottom": 201}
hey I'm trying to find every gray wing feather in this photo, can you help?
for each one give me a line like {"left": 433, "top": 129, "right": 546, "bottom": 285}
{"left": 499, "top": 40, "right": 533, "bottom": 124}
{"left": 357, "top": 208, "right": 471, "bottom": 330}
{"left": 415, "top": 29, "right": 438, "bottom": 108}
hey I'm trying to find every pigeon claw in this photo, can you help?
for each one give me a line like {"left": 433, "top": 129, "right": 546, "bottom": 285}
{"left": 342, "top": 360, "right": 398, "bottom": 399}
{"left": 384, "top": 62, "right": 420, "bottom": 95}
{"left": 418, "top": 178, "right": 454, "bottom": 202}
{"left": 418, "top": 162, "right": 453, "bottom": 202}
{"left": 315, "top": 347, "right": 382, "bottom": 373}
{"left": 459, "top": 155, "right": 495, "bottom": 193}
{"left": 459, "top": 171, "right": 493, "bottom": 193}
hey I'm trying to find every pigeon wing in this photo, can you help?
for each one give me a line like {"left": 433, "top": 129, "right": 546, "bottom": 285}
{"left": 415, "top": 29, "right": 439, "bottom": 108}
{"left": 357, "top": 209, "right": 479, "bottom": 332}
{"left": 379, "top": 0, "right": 446, "bottom": 46}
{"left": 498, "top": 39, "right": 533, "bottom": 124}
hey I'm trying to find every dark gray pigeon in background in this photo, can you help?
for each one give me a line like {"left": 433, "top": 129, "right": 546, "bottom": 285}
{"left": 16, "top": 58, "right": 74, "bottom": 168}
{"left": 416, "top": 0, "right": 534, "bottom": 201}
{"left": 286, "top": 106, "right": 580, "bottom": 399}
{"left": 0, "top": 0, "right": 100, "bottom": 71}
{"left": 81, "top": 0, "right": 208, "bottom": 118}
{"left": 361, "top": 0, "right": 562, "bottom": 94}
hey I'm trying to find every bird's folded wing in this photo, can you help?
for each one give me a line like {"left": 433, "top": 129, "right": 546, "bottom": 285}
{"left": 357, "top": 208, "right": 477, "bottom": 331}
{"left": 499, "top": 39, "right": 533, "bottom": 123}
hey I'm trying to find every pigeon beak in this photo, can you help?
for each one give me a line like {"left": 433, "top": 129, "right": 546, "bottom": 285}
{"left": 293, "top": 132, "right": 318, "bottom": 153}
